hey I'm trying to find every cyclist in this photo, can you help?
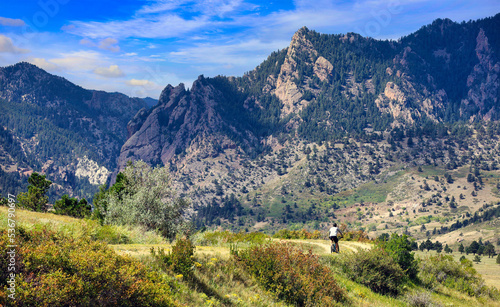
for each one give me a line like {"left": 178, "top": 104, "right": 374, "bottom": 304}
{"left": 329, "top": 223, "right": 343, "bottom": 253}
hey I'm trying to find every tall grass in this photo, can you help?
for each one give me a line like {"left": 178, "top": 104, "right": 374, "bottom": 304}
{"left": 0, "top": 207, "right": 165, "bottom": 244}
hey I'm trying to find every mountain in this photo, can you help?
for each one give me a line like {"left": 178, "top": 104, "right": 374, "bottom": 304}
{"left": 0, "top": 14, "right": 499, "bottom": 242}
{"left": 0, "top": 62, "right": 147, "bottom": 199}
{"left": 118, "top": 14, "right": 500, "bottom": 236}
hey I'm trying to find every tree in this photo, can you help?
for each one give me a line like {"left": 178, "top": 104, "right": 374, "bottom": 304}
{"left": 419, "top": 242, "right": 425, "bottom": 252}
{"left": 469, "top": 241, "right": 480, "bottom": 255}
{"left": 473, "top": 255, "right": 481, "bottom": 264}
{"left": 423, "top": 239, "right": 433, "bottom": 252}
{"left": 484, "top": 244, "right": 495, "bottom": 258}
{"left": 444, "top": 244, "right": 452, "bottom": 253}
{"left": 17, "top": 172, "right": 52, "bottom": 212}
{"left": 458, "top": 243, "right": 464, "bottom": 254}
{"left": 497, "top": 254, "right": 500, "bottom": 264}
{"left": 434, "top": 241, "right": 443, "bottom": 253}
{"left": 379, "top": 233, "right": 419, "bottom": 281}
{"left": 54, "top": 195, "right": 91, "bottom": 218}
{"left": 99, "top": 160, "right": 189, "bottom": 239}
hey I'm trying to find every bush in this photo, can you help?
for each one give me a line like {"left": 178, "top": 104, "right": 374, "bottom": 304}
{"left": 336, "top": 247, "right": 405, "bottom": 296}
{"left": 379, "top": 233, "right": 419, "bottom": 281}
{"left": 53, "top": 194, "right": 91, "bottom": 218}
{"left": 234, "top": 242, "right": 345, "bottom": 306}
{"left": 151, "top": 238, "right": 195, "bottom": 276}
{"left": 418, "top": 254, "right": 499, "bottom": 299}
{"left": 0, "top": 227, "right": 178, "bottom": 306}
{"left": 404, "top": 291, "right": 434, "bottom": 307}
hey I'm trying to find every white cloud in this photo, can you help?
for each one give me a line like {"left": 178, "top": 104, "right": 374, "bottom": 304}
{"left": 98, "top": 38, "right": 120, "bottom": 52}
{"left": 0, "top": 35, "right": 30, "bottom": 54}
{"left": 169, "top": 39, "right": 289, "bottom": 66}
{"left": 49, "top": 51, "right": 103, "bottom": 71}
{"left": 79, "top": 37, "right": 120, "bottom": 52}
{"left": 136, "top": 0, "right": 191, "bottom": 14}
{"left": 126, "top": 79, "right": 158, "bottom": 87}
{"left": 0, "top": 17, "right": 26, "bottom": 27}
{"left": 67, "top": 14, "right": 209, "bottom": 39}
{"left": 79, "top": 38, "right": 95, "bottom": 47}
{"left": 93, "top": 65, "right": 125, "bottom": 78}
{"left": 27, "top": 57, "right": 60, "bottom": 71}
{"left": 65, "top": 0, "right": 248, "bottom": 39}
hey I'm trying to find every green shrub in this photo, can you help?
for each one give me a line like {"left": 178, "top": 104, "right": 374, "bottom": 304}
{"left": 234, "top": 242, "right": 346, "bottom": 306}
{"left": 90, "top": 224, "right": 131, "bottom": 244}
{"left": 336, "top": 247, "right": 405, "bottom": 296}
{"left": 152, "top": 238, "right": 195, "bottom": 276}
{"left": 0, "top": 227, "right": 178, "bottom": 307}
{"left": 418, "top": 254, "right": 499, "bottom": 299}
{"left": 53, "top": 194, "right": 91, "bottom": 218}
{"left": 379, "top": 233, "right": 419, "bottom": 281}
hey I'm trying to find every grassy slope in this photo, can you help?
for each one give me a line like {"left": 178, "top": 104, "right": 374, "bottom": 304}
{"left": 1, "top": 206, "right": 498, "bottom": 306}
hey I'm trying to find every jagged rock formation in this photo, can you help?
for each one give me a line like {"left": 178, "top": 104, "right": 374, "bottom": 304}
{"left": 117, "top": 14, "right": 500, "bottom": 230}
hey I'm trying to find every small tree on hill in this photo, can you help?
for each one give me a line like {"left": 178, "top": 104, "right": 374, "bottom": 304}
{"left": 469, "top": 241, "right": 480, "bottom": 255}
{"left": 473, "top": 255, "right": 481, "bottom": 264}
{"left": 444, "top": 244, "right": 452, "bottom": 253}
{"left": 379, "top": 233, "right": 419, "bottom": 281}
{"left": 484, "top": 244, "right": 495, "bottom": 258}
{"left": 54, "top": 195, "right": 91, "bottom": 218}
{"left": 458, "top": 243, "right": 464, "bottom": 254}
{"left": 18, "top": 172, "right": 52, "bottom": 212}
{"left": 96, "top": 160, "right": 189, "bottom": 239}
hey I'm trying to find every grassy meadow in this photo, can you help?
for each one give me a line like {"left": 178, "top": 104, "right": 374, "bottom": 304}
{"left": 1, "top": 206, "right": 499, "bottom": 306}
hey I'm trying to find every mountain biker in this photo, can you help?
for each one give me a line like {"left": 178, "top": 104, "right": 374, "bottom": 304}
{"left": 329, "top": 223, "right": 343, "bottom": 253}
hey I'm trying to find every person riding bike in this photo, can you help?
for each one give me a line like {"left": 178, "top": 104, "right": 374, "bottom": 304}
{"left": 329, "top": 223, "right": 343, "bottom": 253}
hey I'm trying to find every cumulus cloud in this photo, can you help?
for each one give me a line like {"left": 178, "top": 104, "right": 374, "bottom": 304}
{"left": 0, "top": 35, "right": 30, "bottom": 54}
{"left": 126, "top": 79, "right": 158, "bottom": 88}
{"left": 98, "top": 38, "right": 120, "bottom": 52}
{"left": 0, "top": 17, "right": 26, "bottom": 27}
{"left": 27, "top": 58, "right": 60, "bottom": 71}
{"left": 79, "top": 38, "right": 95, "bottom": 47}
{"left": 79, "top": 38, "right": 120, "bottom": 52}
{"left": 93, "top": 65, "right": 125, "bottom": 78}
{"left": 50, "top": 51, "right": 103, "bottom": 71}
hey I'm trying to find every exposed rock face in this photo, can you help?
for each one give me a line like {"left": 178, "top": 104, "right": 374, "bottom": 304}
{"left": 117, "top": 76, "right": 255, "bottom": 174}
{"left": 462, "top": 28, "right": 500, "bottom": 120}
{"left": 313, "top": 56, "right": 333, "bottom": 82}
{"left": 270, "top": 27, "right": 319, "bottom": 116}
{"left": 75, "top": 156, "right": 110, "bottom": 185}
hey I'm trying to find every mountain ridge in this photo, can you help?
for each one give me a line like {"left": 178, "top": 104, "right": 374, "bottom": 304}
{"left": 0, "top": 15, "right": 499, "bottom": 234}
{"left": 0, "top": 62, "right": 147, "bottom": 199}
{"left": 117, "top": 13, "right": 500, "bottom": 232}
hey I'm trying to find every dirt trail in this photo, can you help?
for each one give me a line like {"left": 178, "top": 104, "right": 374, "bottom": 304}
{"left": 281, "top": 239, "right": 372, "bottom": 255}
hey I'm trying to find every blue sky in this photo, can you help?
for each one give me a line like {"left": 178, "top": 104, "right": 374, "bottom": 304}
{"left": 0, "top": 0, "right": 499, "bottom": 98}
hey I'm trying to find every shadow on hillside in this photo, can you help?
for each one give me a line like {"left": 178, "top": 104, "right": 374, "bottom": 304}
{"left": 186, "top": 274, "right": 233, "bottom": 306}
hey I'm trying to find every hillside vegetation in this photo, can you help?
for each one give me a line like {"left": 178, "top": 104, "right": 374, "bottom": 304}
{"left": 1, "top": 206, "right": 499, "bottom": 306}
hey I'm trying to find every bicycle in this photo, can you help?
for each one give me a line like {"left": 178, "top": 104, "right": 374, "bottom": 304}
{"left": 330, "top": 234, "right": 343, "bottom": 254}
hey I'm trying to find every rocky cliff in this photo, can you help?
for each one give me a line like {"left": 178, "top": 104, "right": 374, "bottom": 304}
{"left": 117, "top": 14, "right": 500, "bottom": 230}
